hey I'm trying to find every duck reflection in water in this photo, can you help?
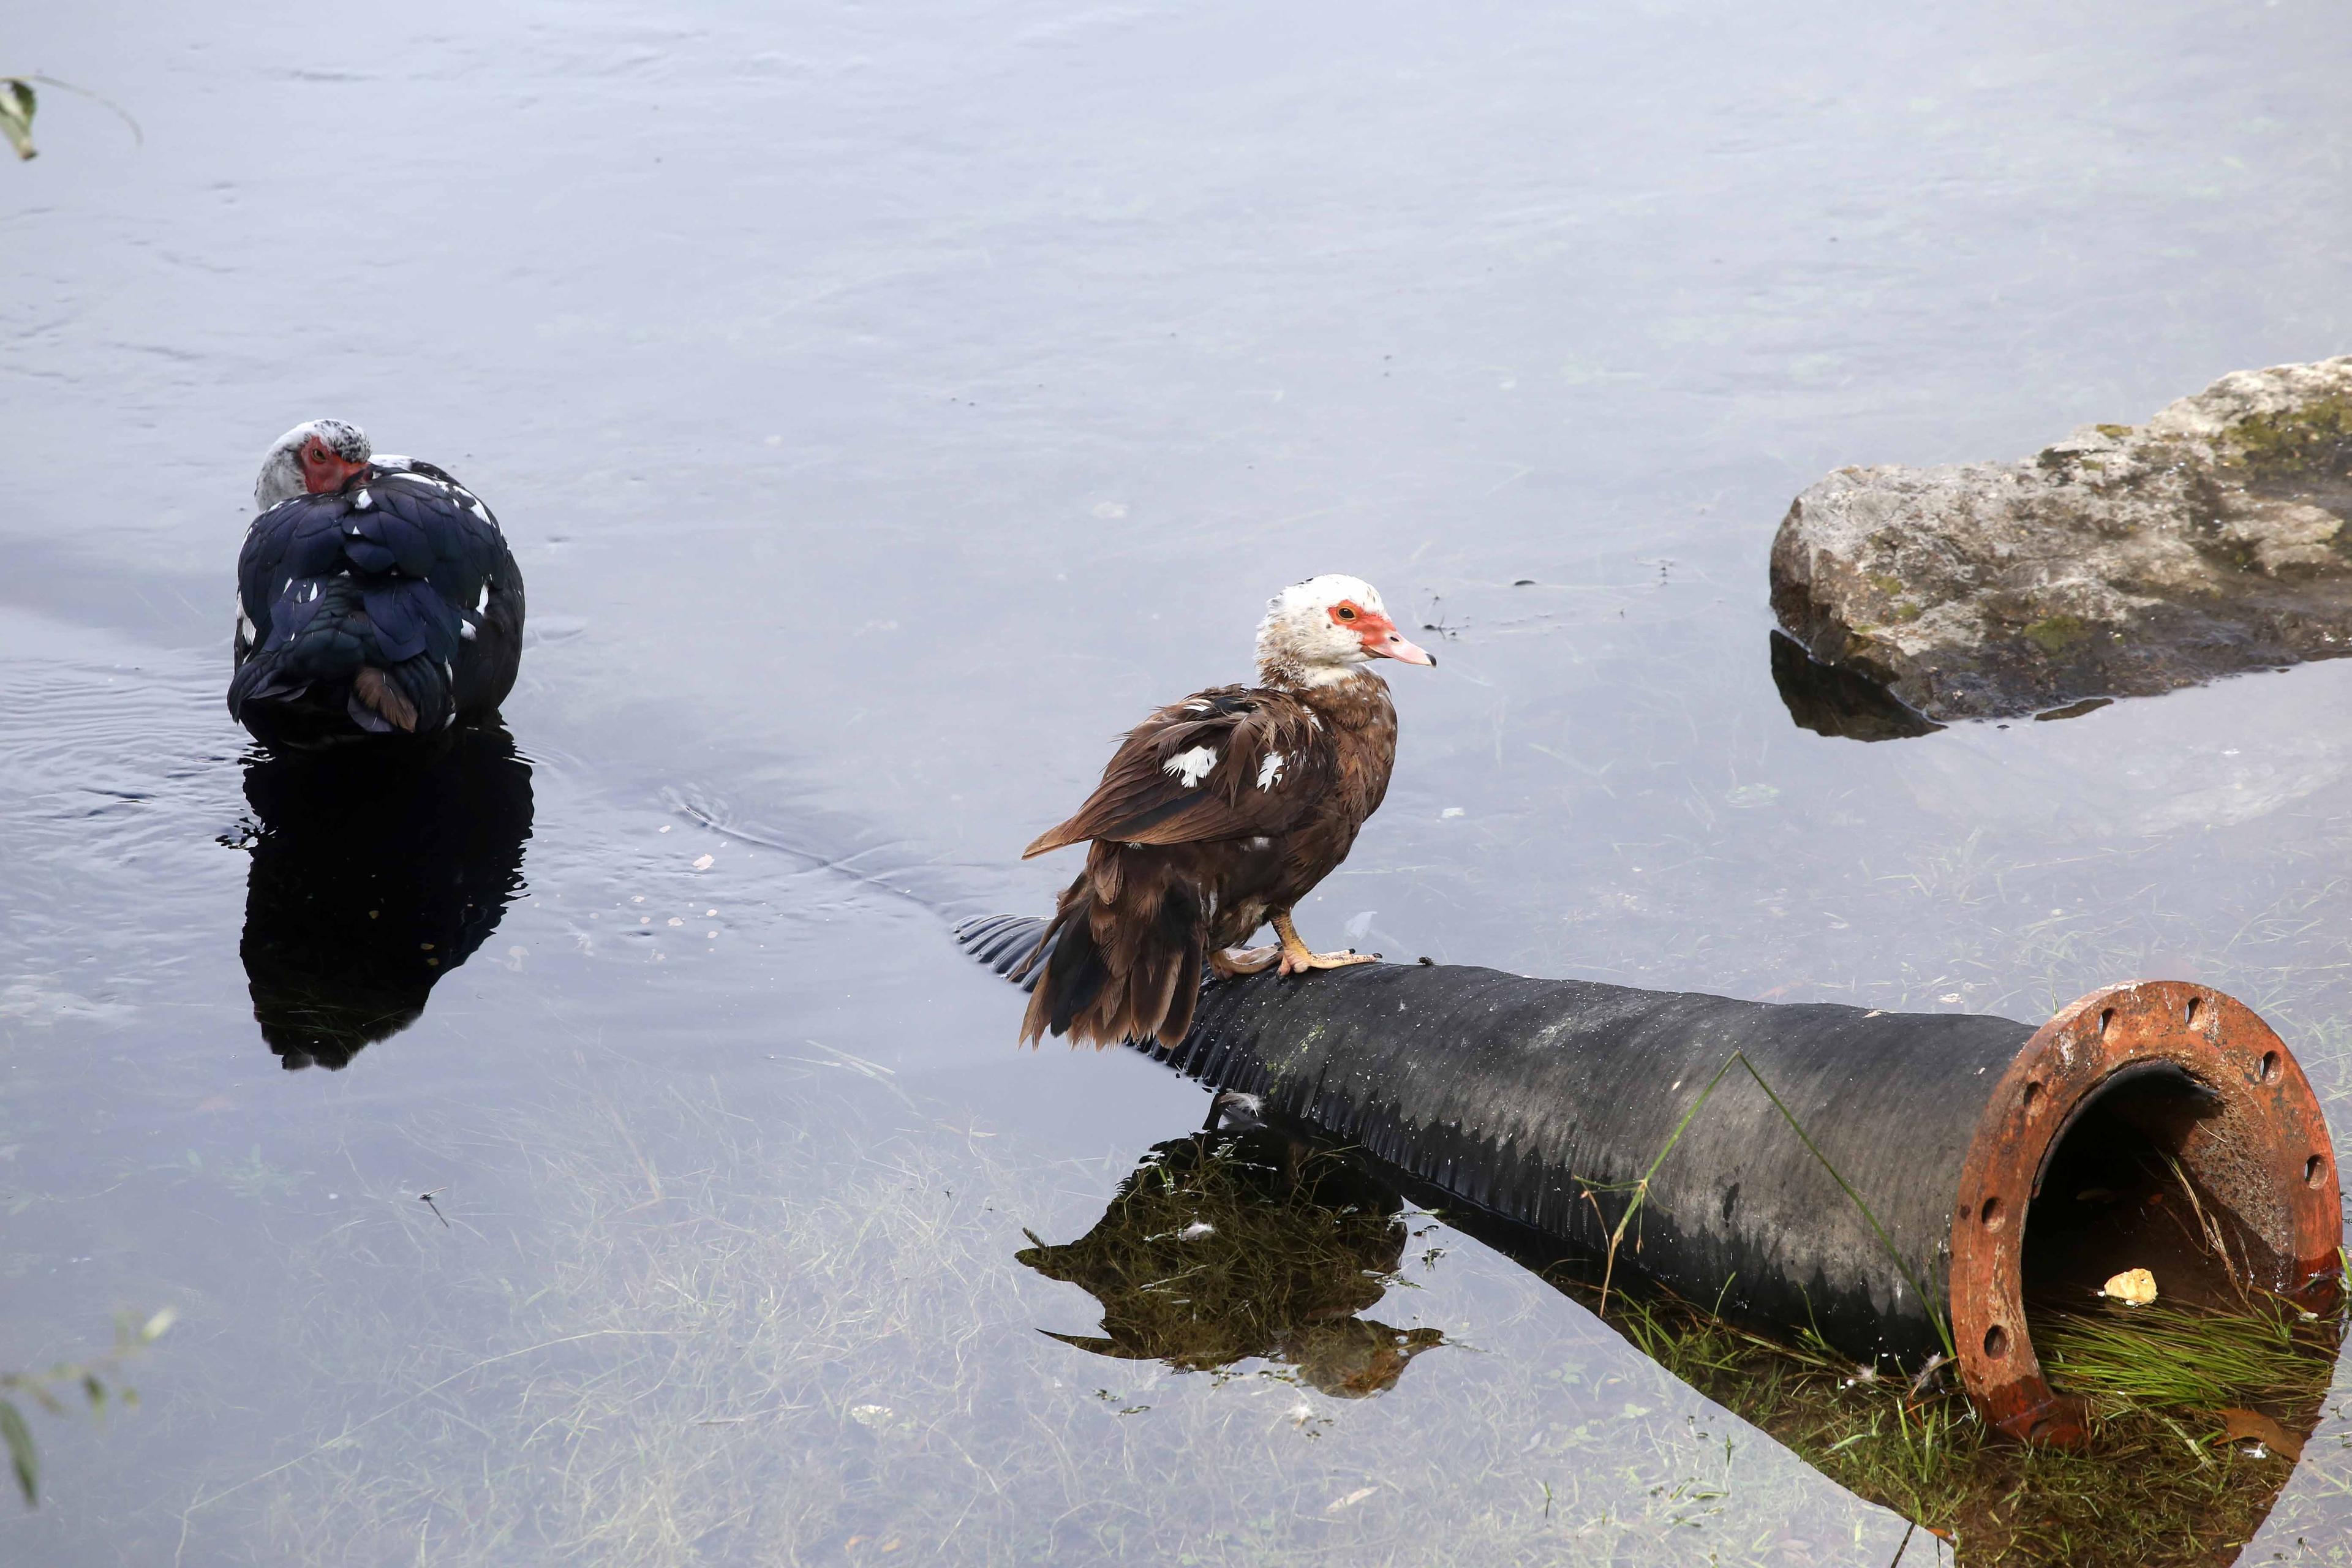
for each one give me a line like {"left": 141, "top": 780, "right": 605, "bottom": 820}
{"left": 235, "top": 726, "right": 533, "bottom": 1069}
{"left": 1017, "top": 1126, "right": 1444, "bottom": 1398}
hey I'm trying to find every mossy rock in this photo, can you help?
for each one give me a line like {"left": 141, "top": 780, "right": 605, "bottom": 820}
{"left": 1770, "top": 356, "right": 2352, "bottom": 725}
{"left": 2022, "top": 614, "right": 2090, "bottom": 657}
{"left": 2225, "top": 393, "right": 2352, "bottom": 476}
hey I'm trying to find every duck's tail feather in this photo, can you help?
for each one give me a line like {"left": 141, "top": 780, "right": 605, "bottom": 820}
{"left": 978, "top": 851, "right": 1201, "bottom": 1050}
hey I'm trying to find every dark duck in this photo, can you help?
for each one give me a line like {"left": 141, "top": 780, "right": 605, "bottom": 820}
{"left": 978, "top": 575, "right": 1435, "bottom": 1049}
{"left": 229, "top": 419, "right": 524, "bottom": 748}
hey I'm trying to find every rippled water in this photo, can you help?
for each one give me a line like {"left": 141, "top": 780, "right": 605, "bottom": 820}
{"left": 6, "top": 1, "right": 2352, "bottom": 1562}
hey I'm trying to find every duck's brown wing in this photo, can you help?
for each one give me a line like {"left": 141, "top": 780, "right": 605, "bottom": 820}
{"left": 1023, "top": 686, "right": 1335, "bottom": 857}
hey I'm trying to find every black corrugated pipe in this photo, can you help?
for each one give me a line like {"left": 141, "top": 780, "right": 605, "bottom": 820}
{"left": 957, "top": 919, "right": 2343, "bottom": 1444}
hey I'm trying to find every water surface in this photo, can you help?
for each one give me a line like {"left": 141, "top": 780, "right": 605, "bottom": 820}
{"left": 6, "top": 1, "right": 2352, "bottom": 1561}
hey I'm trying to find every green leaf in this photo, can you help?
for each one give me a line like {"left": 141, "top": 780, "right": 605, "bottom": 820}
{"left": 0, "top": 80, "right": 34, "bottom": 162}
{"left": 0, "top": 1399, "right": 36, "bottom": 1505}
{"left": 80, "top": 1374, "right": 104, "bottom": 1415}
{"left": 139, "top": 1308, "right": 176, "bottom": 1343}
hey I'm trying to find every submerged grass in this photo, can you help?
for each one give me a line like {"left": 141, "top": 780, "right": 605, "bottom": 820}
{"left": 146, "top": 1032, "right": 2346, "bottom": 1568}
{"left": 1585, "top": 1281, "right": 2340, "bottom": 1567}
{"left": 2039, "top": 1298, "right": 2320, "bottom": 1417}
{"left": 186, "top": 1071, "right": 1900, "bottom": 1568}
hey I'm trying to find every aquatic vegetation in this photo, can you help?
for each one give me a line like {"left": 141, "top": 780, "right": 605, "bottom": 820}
{"left": 2038, "top": 1298, "right": 2321, "bottom": 1419}
{"left": 0, "top": 69, "right": 140, "bottom": 160}
{"left": 1574, "top": 1275, "right": 2340, "bottom": 1567}
{"left": 0, "top": 78, "right": 31, "bottom": 160}
{"left": 187, "top": 1075, "right": 1899, "bottom": 1567}
{"left": 1, "top": 1310, "right": 172, "bottom": 1506}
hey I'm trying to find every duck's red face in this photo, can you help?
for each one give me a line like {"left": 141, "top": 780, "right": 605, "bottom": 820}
{"left": 300, "top": 436, "right": 368, "bottom": 494}
{"left": 1329, "top": 600, "right": 1436, "bottom": 665}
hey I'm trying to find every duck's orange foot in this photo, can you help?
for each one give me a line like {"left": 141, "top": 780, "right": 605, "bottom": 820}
{"left": 1268, "top": 910, "right": 1379, "bottom": 976}
{"left": 1278, "top": 947, "right": 1377, "bottom": 976}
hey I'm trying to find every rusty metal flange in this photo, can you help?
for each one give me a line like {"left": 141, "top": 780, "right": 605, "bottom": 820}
{"left": 1950, "top": 980, "right": 2342, "bottom": 1444}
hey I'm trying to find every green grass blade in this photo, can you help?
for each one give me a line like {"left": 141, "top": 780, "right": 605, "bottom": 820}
{"left": 1, "top": 1399, "right": 36, "bottom": 1505}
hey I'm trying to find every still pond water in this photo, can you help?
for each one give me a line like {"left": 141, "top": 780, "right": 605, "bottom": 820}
{"left": 6, "top": 1, "right": 2352, "bottom": 1562}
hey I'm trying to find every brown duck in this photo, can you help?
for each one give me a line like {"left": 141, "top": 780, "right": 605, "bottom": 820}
{"left": 1012, "top": 573, "right": 1434, "bottom": 1048}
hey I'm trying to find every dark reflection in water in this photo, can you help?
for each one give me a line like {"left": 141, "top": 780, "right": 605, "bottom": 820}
{"left": 1017, "top": 1130, "right": 1446, "bottom": 1398}
{"left": 1768, "top": 630, "right": 1945, "bottom": 742}
{"left": 235, "top": 728, "right": 533, "bottom": 1069}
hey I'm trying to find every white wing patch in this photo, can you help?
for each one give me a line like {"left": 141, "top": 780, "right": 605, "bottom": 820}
{"left": 1256, "top": 752, "right": 1285, "bottom": 790}
{"left": 1163, "top": 745, "right": 1219, "bottom": 788}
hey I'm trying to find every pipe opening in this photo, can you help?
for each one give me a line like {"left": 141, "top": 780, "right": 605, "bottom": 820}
{"left": 2021, "top": 1063, "right": 2265, "bottom": 1313}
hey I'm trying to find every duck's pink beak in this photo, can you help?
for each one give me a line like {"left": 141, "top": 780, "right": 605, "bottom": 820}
{"left": 1363, "top": 615, "right": 1436, "bottom": 667}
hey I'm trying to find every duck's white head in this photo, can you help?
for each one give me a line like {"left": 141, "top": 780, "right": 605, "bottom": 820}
{"left": 1254, "top": 573, "right": 1435, "bottom": 688}
{"left": 254, "top": 419, "right": 371, "bottom": 511}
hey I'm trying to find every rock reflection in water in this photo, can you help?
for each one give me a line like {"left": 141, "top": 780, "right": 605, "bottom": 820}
{"left": 1768, "top": 630, "right": 1944, "bottom": 742}
{"left": 1017, "top": 1131, "right": 1444, "bottom": 1398}
{"left": 236, "top": 727, "right": 533, "bottom": 1069}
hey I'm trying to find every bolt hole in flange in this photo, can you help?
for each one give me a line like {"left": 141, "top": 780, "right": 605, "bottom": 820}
{"left": 1983, "top": 1324, "right": 2010, "bottom": 1359}
{"left": 1980, "top": 1194, "right": 2004, "bottom": 1229}
{"left": 2186, "top": 995, "right": 2203, "bottom": 1027}
{"left": 2021, "top": 1080, "right": 2044, "bottom": 1112}
{"left": 2261, "top": 1050, "right": 2281, "bottom": 1082}
{"left": 2098, "top": 1008, "right": 2114, "bottom": 1039}
{"left": 2310, "top": 1155, "right": 2328, "bottom": 1187}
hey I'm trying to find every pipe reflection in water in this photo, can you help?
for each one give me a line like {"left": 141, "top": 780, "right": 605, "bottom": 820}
{"left": 1033, "top": 1124, "right": 2342, "bottom": 1565}
{"left": 235, "top": 727, "right": 533, "bottom": 1069}
{"left": 1016, "top": 1130, "right": 1444, "bottom": 1398}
